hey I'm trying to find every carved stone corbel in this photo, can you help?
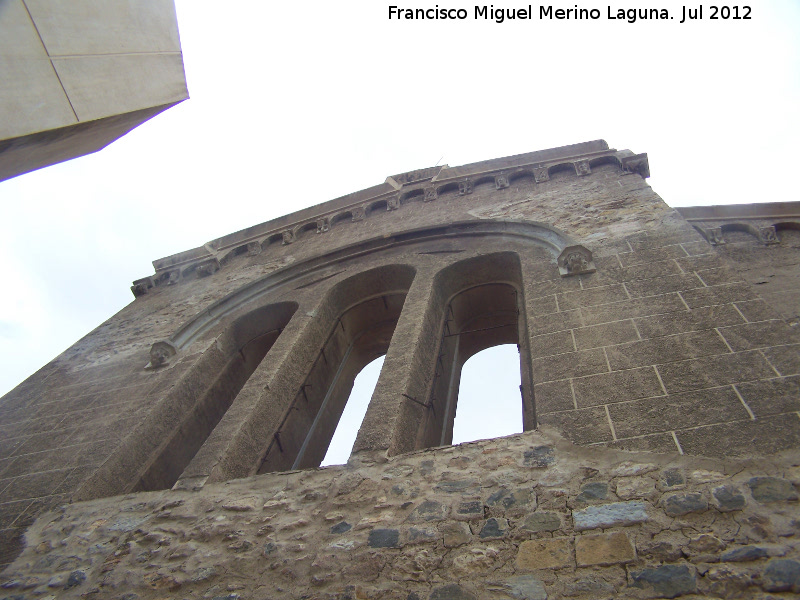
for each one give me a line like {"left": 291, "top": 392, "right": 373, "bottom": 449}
{"left": 246, "top": 241, "right": 262, "bottom": 256}
{"left": 159, "top": 270, "right": 180, "bottom": 286}
{"left": 387, "top": 195, "right": 400, "bottom": 211}
{"left": 131, "top": 277, "right": 155, "bottom": 298}
{"left": 574, "top": 160, "right": 591, "bottom": 176}
{"left": 146, "top": 340, "right": 177, "bottom": 370}
{"left": 533, "top": 167, "right": 549, "bottom": 183}
{"left": 459, "top": 179, "right": 473, "bottom": 195}
{"left": 352, "top": 207, "right": 365, "bottom": 222}
{"left": 195, "top": 258, "right": 220, "bottom": 277}
{"left": 316, "top": 217, "right": 330, "bottom": 233}
{"left": 557, "top": 245, "right": 596, "bottom": 277}
{"left": 621, "top": 154, "right": 650, "bottom": 178}
{"left": 759, "top": 226, "right": 779, "bottom": 245}
{"left": 704, "top": 227, "right": 725, "bottom": 246}
{"left": 424, "top": 187, "right": 438, "bottom": 202}
{"left": 495, "top": 173, "right": 510, "bottom": 189}
{"left": 282, "top": 230, "right": 295, "bottom": 245}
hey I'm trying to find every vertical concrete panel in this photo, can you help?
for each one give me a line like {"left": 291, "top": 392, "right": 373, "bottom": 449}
{"left": 23, "top": 0, "right": 182, "bottom": 54}
{"left": 0, "top": 0, "right": 76, "bottom": 138}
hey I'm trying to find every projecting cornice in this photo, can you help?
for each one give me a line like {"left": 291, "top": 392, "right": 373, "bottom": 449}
{"left": 677, "top": 201, "right": 800, "bottom": 247}
{"left": 132, "top": 141, "right": 648, "bottom": 296}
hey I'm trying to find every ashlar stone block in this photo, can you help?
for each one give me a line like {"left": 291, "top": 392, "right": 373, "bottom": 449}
{"left": 516, "top": 538, "right": 573, "bottom": 570}
{"left": 572, "top": 501, "right": 648, "bottom": 531}
{"left": 575, "top": 531, "right": 636, "bottom": 566}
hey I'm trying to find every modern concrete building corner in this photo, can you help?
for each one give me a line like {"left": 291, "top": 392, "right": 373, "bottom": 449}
{"left": 0, "top": 0, "right": 188, "bottom": 182}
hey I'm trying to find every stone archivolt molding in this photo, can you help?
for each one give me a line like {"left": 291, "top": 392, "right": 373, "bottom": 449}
{"left": 142, "top": 221, "right": 592, "bottom": 369}
{"left": 131, "top": 147, "right": 646, "bottom": 296}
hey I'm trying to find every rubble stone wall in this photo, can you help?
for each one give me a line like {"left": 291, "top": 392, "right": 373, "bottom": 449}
{"left": 2, "top": 429, "right": 799, "bottom": 599}
{"left": 1, "top": 142, "right": 800, "bottom": 589}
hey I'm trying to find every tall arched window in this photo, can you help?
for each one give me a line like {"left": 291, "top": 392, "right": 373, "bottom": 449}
{"left": 452, "top": 345, "right": 522, "bottom": 444}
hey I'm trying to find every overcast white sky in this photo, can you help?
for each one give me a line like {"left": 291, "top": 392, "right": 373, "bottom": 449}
{"left": 1, "top": 1, "right": 799, "bottom": 459}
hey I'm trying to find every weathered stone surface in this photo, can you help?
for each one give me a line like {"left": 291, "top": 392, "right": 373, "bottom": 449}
{"left": 611, "top": 461, "right": 658, "bottom": 477}
{"left": 523, "top": 447, "right": 555, "bottom": 468}
{"left": 478, "top": 518, "right": 508, "bottom": 539}
{"left": 762, "top": 559, "right": 800, "bottom": 593}
{"left": 630, "top": 564, "right": 696, "bottom": 598}
{"left": 330, "top": 521, "right": 352, "bottom": 534}
{"left": 64, "top": 570, "right": 86, "bottom": 589}
{"left": 721, "top": 545, "right": 769, "bottom": 562}
{"left": 574, "top": 482, "right": 608, "bottom": 504}
{"left": 455, "top": 501, "right": 483, "bottom": 520}
{"left": 521, "top": 512, "right": 561, "bottom": 533}
{"left": 572, "top": 501, "right": 648, "bottom": 531}
{"left": 407, "top": 500, "right": 448, "bottom": 522}
{"left": 408, "top": 527, "right": 438, "bottom": 544}
{"left": 616, "top": 476, "right": 655, "bottom": 500}
{"left": 712, "top": 484, "right": 746, "bottom": 512}
{"left": 562, "top": 576, "right": 615, "bottom": 598}
{"left": 516, "top": 538, "right": 572, "bottom": 570}
{"left": 640, "top": 540, "right": 684, "bottom": 562}
{"left": 499, "top": 575, "right": 547, "bottom": 600}
{"left": 434, "top": 480, "right": 480, "bottom": 495}
{"left": 662, "top": 492, "right": 708, "bottom": 516}
{"left": 687, "top": 534, "right": 725, "bottom": 556}
{"left": 658, "top": 468, "right": 686, "bottom": 490}
{"left": 368, "top": 529, "right": 399, "bottom": 548}
{"left": 575, "top": 531, "right": 635, "bottom": 566}
{"left": 748, "top": 477, "right": 799, "bottom": 503}
{"left": 486, "top": 487, "right": 534, "bottom": 510}
{"left": 429, "top": 584, "right": 477, "bottom": 600}
{"left": 440, "top": 521, "right": 471, "bottom": 547}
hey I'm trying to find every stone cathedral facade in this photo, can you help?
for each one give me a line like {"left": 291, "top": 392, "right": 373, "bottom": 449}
{"left": 1, "top": 140, "right": 800, "bottom": 598}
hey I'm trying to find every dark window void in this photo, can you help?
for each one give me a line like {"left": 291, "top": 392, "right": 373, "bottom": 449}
{"left": 321, "top": 355, "right": 385, "bottom": 466}
{"left": 257, "top": 294, "right": 406, "bottom": 473}
{"left": 134, "top": 302, "right": 298, "bottom": 492}
{"left": 451, "top": 344, "right": 523, "bottom": 444}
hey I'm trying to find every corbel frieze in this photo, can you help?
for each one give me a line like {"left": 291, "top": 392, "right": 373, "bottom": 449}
{"left": 533, "top": 166, "right": 550, "bottom": 183}
{"left": 574, "top": 160, "right": 591, "bottom": 176}
{"left": 316, "top": 217, "right": 331, "bottom": 233}
{"left": 759, "top": 226, "right": 779, "bottom": 245}
{"left": 621, "top": 153, "right": 650, "bottom": 178}
{"left": 131, "top": 277, "right": 155, "bottom": 297}
{"left": 704, "top": 227, "right": 725, "bottom": 246}
{"left": 195, "top": 258, "right": 220, "bottom": 277}
{"left": 135, "top": 148, "right": 638, "bottom": 295}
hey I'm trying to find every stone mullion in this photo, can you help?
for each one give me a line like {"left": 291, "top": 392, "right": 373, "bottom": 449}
{"left": 351, "top": 267, "right": 445, "bottom": 460}
{"left": 175, "top": 308, "right": 327, "bottom": 487}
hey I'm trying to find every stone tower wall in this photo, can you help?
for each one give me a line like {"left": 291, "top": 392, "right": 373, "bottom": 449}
{"left": 1, "top": 141, "right": 799, "bottom": 597}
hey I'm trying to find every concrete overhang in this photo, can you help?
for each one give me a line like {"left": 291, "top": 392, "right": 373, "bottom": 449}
{"left": 0, "top": 0, "right": 188, "bottom": 181}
